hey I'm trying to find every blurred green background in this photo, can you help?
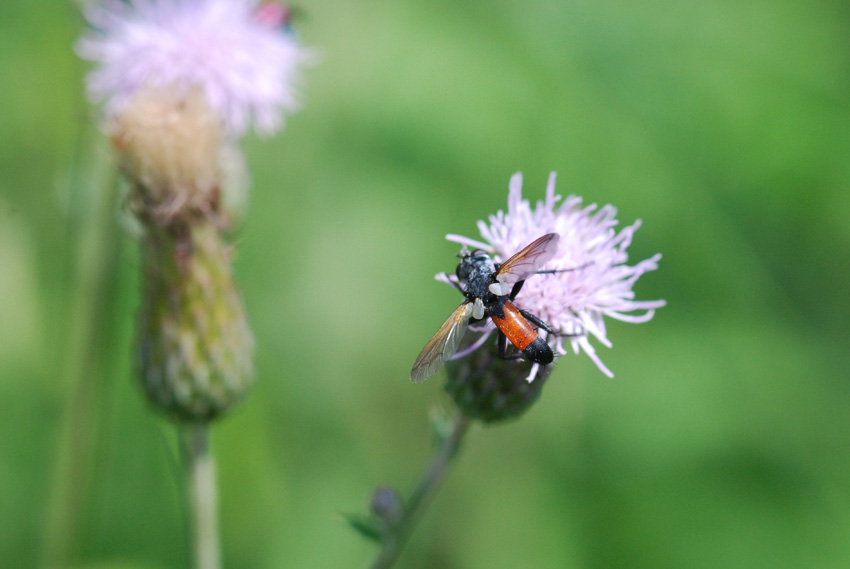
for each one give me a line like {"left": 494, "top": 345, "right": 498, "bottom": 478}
{"left": 2, "top": 0, "right": 849, "bottom": 568}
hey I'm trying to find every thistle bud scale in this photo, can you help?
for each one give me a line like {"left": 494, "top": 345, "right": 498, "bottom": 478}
{"left": 139, "top": 222, "right": 254, "bottom": 422}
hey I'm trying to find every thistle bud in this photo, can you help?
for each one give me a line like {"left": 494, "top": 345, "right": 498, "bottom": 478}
{"left": 138, "top": 221, "right": 254, "bottom": 422}
{"left": 444, "top": 346, "right": 551, "bottom": 423}
{"left": 370, "top": 486, "right": 404, "bottom": 529}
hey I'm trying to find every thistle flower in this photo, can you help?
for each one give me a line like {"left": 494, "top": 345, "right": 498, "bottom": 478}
{"left": 74, "top": 0, "right": 311, "bottom": 421}
{"left": 443, "top": 172, "right": 665, "bottom": 381}
{"left": 78, "top": 0, "right": 309, "bottom": 138}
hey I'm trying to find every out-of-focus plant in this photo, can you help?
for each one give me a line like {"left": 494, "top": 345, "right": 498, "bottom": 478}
{"left": 72, "top": 2, "right": 309, "bottom": 567}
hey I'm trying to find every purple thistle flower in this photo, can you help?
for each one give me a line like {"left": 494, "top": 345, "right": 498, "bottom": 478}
{"left": 77, "top": 0, "right": 310, "bottom": 138}
{"left": 442, "top": 172, "right": 665, "bottom": 380}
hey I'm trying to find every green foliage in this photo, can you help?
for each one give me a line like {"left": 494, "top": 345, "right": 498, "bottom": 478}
{"left": 343, "top": 513, "right": 384, "bottom": 544}
{"left": 1, "top": 0, "right": 849, "bottom": 568}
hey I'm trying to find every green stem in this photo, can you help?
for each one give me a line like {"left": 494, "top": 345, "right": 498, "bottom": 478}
{"left": 41, "top": 134, "right": 120, "bottom": 569}
{"left": 180, "top": 424, "right": 221, "bottom": 569}
{"left": 371, "top": 413, "right": 471, "bottom": 569}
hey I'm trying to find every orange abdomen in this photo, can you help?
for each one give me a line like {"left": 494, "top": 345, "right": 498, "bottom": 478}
{"left": 490, "top": 301, "right": 539, "bottom": 351}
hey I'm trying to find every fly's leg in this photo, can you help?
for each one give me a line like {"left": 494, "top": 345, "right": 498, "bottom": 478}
{"left": 505, "top": 263, "right": 593, "bottom": 302}
{"left": 496, "top": 331, "right": 524, "bottom": 361}
{"left": 508, "top": 279, "right": 526, "bottom": 301}
{"left": 517, "top": 308, "right": 584, "bottom": 338}
{"left": 517, "top": 308, "right": 555, "bottom": 335}
{"left": 442, "top": 272, "right": 465, "bottom": 294}
{"left": 535, "top": 262, "right": 593, "bottom": 276}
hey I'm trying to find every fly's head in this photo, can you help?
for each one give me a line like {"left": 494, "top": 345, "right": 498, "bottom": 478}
{"left": 456, "top": 248, "right": 493, "bottom": 283}
{"left": 456, "top": 248, "right": 497, "bottom": 308}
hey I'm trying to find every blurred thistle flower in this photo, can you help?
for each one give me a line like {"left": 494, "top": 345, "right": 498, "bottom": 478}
{"left": 442, "top": 172, "right": 665, "bottom": 381}
{"left": 77, "top": 0, "right": 310, "bottom": 138}
{"left": 73, "top": 0, "right": 312, "bottom": 421}
{"left": 74, "top": 2, "right": 311, "bottom": 564}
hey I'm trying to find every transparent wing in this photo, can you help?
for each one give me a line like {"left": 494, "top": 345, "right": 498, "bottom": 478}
{"left": 410, "top": 301, "right": 474, "bottom": 383}
{"left": 491, "top": 233, "right": 560, "bottom": 293}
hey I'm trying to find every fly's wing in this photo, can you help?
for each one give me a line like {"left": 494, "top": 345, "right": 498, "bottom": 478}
{"left": 410, "top": 301, "right": 474, "bottom": 383}
{"left": 490, "top": 233, "right": 560, "bottom": 295}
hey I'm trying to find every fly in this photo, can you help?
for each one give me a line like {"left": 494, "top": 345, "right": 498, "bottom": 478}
{"left": 411, "top": 233, "right": 562, "bottom": 383}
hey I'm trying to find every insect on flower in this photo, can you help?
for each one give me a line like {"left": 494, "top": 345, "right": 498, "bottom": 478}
{"left": 411, "top": 233, "right": 568, "bottom": 383}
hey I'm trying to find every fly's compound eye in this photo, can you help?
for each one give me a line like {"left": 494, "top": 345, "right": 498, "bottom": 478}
{"left": 456, "top": 262, "right": 470, "bottom": 280}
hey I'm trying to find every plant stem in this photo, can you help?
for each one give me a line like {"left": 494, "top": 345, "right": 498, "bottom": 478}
{"left": 180, "top": 424, "right": 221, "bottom": 569}
{"left": 371, "top": 413, "right": 471, "bottom": 569}
{"left": 41, "top": 135, "right": 120, "bottom": 569}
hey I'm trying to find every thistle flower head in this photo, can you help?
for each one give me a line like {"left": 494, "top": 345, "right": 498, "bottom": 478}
{"left": 444, "top": 172, "right": 665, "bottom": 380}
{"left": 444, "top": 342, "right": 553, "bottom": 423}
{"left": 78, "top": 0, "right": 309, "bottom": 138}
